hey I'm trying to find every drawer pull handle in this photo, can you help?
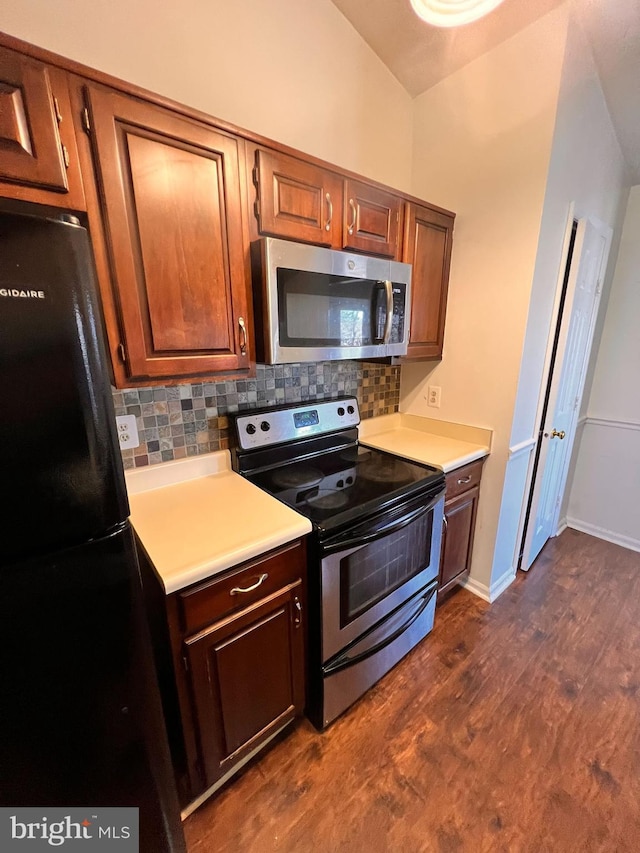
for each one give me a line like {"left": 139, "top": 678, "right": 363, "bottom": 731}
{"left": 230, "top": 573, "right": 268, "bottom": 595}
{"left": 457, "top": 475, "right": 472, "bottom": 485}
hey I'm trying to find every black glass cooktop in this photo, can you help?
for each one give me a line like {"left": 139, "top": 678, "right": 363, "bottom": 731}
{"left": 245, "top": 443, "right": 444, "bottom": 534}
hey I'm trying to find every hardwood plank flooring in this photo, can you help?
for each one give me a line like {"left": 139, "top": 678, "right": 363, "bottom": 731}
{"left": 184, "top": 530, "right": 640, "bottom": 852}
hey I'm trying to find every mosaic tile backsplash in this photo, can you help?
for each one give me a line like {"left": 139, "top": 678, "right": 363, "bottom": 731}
{"left": 113, "top": 361, "right": 401, "bottom": 469}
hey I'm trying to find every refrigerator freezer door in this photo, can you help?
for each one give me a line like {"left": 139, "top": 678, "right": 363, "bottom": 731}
{"left": 0, "top": 210, "right": 128, "bottom": 565}
{"left": 0, "top": 523, "right": 186, "bottom": 852}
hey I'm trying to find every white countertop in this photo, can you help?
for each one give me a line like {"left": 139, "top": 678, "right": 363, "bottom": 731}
{"left": 125, "top": 413, "right": 490, "bottom": 595}
{"left": 125, "top": 453, "right": 312, "bottom": 595}
{"left": 358, "top": 413, "right": 491, "bottom": 472}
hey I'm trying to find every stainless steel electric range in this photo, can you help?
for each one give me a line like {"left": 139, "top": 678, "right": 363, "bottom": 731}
{"left": 231, "top": 397, "right": 445, "bottom": 729}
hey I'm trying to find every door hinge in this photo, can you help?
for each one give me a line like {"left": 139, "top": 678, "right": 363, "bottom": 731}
{"left": 81, "top": 106, "right": 91, "bottom": 135}
{"left": 182, "top": 654, "right": 189, "bottom": 673}
{"left": 596, "top": 278, "right": 602, "bottom": 295}
{"left": 117, "top": 342, "right": 127, "bottom": 363}
{"left": 52, "top": 95, "right": 63, "bottom": 124}
{"left": 61, "top": 144, "right": 70, "bottom": 169}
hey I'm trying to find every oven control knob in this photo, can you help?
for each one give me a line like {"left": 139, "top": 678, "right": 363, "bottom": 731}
{"left": 337, "top": 406, "right": 345, "bottom": 416}
{"left": 347, "top": 405, "right": 355, "bottom": 415}
{"left": 245, "top": 423, "right": 256, "bottom": 435}
{"left": 260, "top": 421, "right": 271, "bottom": 432}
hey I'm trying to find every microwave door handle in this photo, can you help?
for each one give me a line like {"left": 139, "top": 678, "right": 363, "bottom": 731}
{"left": 372, "top": 281, "right": 386, "bottom": 343}
{"left": 383, "top": 280, "right": 393, "bottom": 343}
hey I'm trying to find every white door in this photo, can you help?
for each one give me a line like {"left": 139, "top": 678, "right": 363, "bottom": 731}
{"left": 523, "top": 217, "right": 611, "bottom": 569}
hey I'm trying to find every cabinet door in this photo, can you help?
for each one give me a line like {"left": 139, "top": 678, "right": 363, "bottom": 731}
{"left": 440, "top": 485, "right": 479, "bottom": 592}
{"left": 343, "top": 179, "right": 403, "bottom": 259}
{"left": 403, "top": 203, "right": 454, "bottom": 359}
{"left": 185, "top": 582, "right": 304, "bottom": 788}
{"left": 0, "top": 48, "right": 83, "bottom": 206}
{"left": 254, "top": 148, "right": 342, "bottom": 247}
{"left": 85, "top": 86, "right": 251, "bottom": 382}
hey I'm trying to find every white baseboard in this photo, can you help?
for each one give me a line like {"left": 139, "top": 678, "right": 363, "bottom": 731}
{"left": 555, "top": 518, "right": 568, "bottom": 535}
{"left": 460, "top": 567, "right": 516, "bottom": 603}
{"left": 566, "top": 517, "right": 640, "bottom": 554}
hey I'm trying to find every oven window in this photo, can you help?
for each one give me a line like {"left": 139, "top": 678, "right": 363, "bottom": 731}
{"left": 339, "top": 508, "right": 433, "bottom": 627}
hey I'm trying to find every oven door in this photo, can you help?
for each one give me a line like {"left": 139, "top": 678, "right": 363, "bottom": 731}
{"left": 319, "top": 488, "right": 444, "bottom": 664}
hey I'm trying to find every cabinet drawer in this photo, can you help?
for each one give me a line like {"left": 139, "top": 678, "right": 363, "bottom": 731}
{"left": 445, "top": 458, "right": 484, "bottom": 501}
{"left": 178, "top": 539, "right": 306, "bottom": 634}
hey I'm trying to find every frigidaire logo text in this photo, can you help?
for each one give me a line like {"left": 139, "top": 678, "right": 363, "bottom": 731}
{"left": 0, "top": 288, "right": 45, "bottom": 299}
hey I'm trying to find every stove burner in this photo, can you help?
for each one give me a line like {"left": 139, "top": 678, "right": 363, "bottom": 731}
{"left": 359, "top": 457, "right": 414, "bottom": 485}
{"left": 306, "top": 489, "right": 350, "bottom": 510}
{"left": 271, "top": 466, "right": 323, "bottom": 490}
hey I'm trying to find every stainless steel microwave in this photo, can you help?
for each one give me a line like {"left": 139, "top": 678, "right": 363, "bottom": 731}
{"left": 252, "top": 237, "right": 412, "bottom": 364}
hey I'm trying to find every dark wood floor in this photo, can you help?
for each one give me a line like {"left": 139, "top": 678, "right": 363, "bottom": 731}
{"left": 184, "top": 529, "right": 640, "bottom": 852}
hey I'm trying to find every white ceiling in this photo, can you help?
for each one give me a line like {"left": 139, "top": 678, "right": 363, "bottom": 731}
{"left": 331, "top": 0, "right": 640, "bottom": 183}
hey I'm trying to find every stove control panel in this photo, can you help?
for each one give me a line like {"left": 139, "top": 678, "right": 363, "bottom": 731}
{"left": 235, "top": 397, "right": 360, "bottom": 450}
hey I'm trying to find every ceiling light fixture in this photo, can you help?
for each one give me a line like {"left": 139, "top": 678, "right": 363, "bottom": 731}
{"left": 409, "top": 0, "right": 506, "bottom": 28}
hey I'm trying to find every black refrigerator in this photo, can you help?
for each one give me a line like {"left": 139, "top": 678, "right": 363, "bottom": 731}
{"left": 0, "top": 207, "right": 186, "bottom": 852}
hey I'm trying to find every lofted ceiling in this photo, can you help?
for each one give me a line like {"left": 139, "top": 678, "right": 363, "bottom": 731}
{"left": 331, "top": 0, "right": 640, "bottom": 184}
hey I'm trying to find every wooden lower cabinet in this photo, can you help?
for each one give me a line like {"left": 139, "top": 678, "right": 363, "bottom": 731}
{"left": 185, "top": 582, "right": 304, "bottom": 787}
{"left": 166, "top": 539, "right": 306, "bottom": 803}
{"left": 438, "top": 459, "right": 484, "bottom": 598}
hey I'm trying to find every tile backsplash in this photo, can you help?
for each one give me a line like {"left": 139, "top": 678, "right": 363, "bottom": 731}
{"left": 113, "top": 361, "right": 400, "bottom": 469}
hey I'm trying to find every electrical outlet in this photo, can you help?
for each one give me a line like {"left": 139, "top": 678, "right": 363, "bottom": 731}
{"left": 116, "top": 414, "right": 140, "bottom": 449}
{"left": 427, "top": 386, "right": 441, "bottom": 408}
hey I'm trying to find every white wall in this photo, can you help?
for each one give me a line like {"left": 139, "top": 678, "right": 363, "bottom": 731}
{"left": 401, "top": 7, "right": 569, "bottom": 596}
{"left": 566, "top": 186, "right": 640, "bottom": 551}
{"left": 0, "top": 0, "right": 413, "bottom": 190}
{"left": 495, "top": 11, "right": 629, "bottom": 581}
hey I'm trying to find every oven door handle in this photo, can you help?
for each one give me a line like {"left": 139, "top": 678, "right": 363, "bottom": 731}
{"left": 321, "top": 490, "right": 443, "bottom": 556}
{"left": 323, "top": 585, "right": 437, "bottom": 676}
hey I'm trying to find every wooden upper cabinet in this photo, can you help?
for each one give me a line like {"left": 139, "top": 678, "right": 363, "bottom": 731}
{"left": 0, "top": 46, "right": 84, "bottom": 208}
{"left": 252, "top": 151, "right": 403, "bottom": 259}
{"left": 253, "top": 148, "right": 342, "bottom": 248}
{"left": 85, "top": 87, "right": 250, "bottom": 382}
{"left": 403, "top": 202, "right": 454, "bottom": 359}
{"left": 343, "top": 179, "right": 403, "bottom": 259}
